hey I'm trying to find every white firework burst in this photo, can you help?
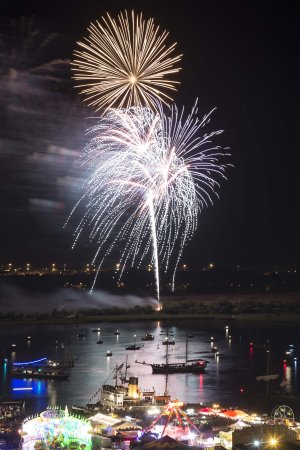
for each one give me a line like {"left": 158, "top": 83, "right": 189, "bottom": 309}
{"left": 67, "top": 102, "right": 231, "bottom": 300}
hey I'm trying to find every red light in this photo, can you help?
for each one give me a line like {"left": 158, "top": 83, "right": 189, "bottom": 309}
{"left": 199, "top": 374, "right": 203, "bottom": 392}
{"left": 240, "top": 387, "right": 244, "bottom": 393}
{"left": 250, "top": 342, "right": 253, "bottom": 346}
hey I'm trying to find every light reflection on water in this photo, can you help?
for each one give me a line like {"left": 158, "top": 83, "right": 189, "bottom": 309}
{"left": 0, "top": 320, "right": 299, "bottom": 414}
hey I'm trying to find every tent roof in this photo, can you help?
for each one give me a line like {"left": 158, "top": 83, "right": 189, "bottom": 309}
{"left": 113, "top": 420, "right": 142, "bottom": 430}
{"left": 222, "top": 409, "right": 248, "bottom": 418}
{"left": 199, "top": 407, "right": 214, "bottom": 414}
{"left": 229, "top": 420, "right": 250, "bottom": 430}
{"left": 137, "top": 435, "right": 198, "bottom": 450}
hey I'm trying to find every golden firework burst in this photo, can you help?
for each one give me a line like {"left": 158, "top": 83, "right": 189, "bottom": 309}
{"left": 72, "top": 10, "right": 182, "bottom": 111}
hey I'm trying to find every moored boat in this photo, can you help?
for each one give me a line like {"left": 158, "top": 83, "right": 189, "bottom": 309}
{"left": 136, "top": 332, "right": 208, "bottom": 374}
{"left": 11, "top": 367, "right": 69, "bottom": 380}
{"left": 47, "top": 359, "right": 75, "bottom": 368}
{"left": 125, "top": 345, "right": 140, "bottom": 350}
{"left": 162, "top": 339, "right": 175, "bottom": 345}
{"left": 151, "top": 360, "right": 207, "bottom": 374}
{"left": 141, "top": 333, "right": 154, "bottom": 341}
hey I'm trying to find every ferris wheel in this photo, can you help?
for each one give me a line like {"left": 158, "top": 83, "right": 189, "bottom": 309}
{"left": 272, "top": 405, "right": 294, "bottom": 423}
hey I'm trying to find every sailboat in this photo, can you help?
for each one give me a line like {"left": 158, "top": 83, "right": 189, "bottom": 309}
{"left": 47, "top": 338, "right": 75, "bottom": 368}
{"left": 136, "top": 331, "right": 208, "bottom": 374}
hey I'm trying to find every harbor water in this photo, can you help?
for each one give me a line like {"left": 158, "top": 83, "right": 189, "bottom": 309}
{"left": 0, "top": 320, "right": 299, "bottom": 415}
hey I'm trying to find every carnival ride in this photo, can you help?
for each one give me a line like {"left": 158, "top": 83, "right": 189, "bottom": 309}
{"left": 144, "top": 401, "right": 200, "bottom": 439}
{"left": 21, "top": 407, "right": 92, "bottom": 449}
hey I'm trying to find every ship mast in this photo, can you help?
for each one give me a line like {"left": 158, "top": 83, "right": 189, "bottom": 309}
{"left": 165, "top": 336, "right": 169, "bottom": 395}
{"left": 160, "top": 328, "right": 173, "bottom": 395}
{"left": 185, "top": 332, "right": 188, "bottom": 365}
{"left": 164, "top": 373, "right": 169, "bottom": 396}
{"left": 124, "top": 355, "right": 129, "bottom": 382}
{"left": 115, "top": 364, "right": 119, "bottom": 387}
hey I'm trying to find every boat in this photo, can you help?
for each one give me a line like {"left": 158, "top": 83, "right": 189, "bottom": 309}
{"left": 92, "top": 328, "right": 101, "bottom": 332}
{"left": 11, "top": 366, "right": 69, "bottom": 380}
{"left": 126, "top": 335, "right": 141, "bottom": 350}
{"left": 47, "top": 359, "right": 74, "bottom": 368}
{"left": 136, "top": 332, "right": 208, "bottom": 374}
{"left": 211, "top": 346, "right": 218, "bottom": 353}
{"left": 125, "top": 345, "right": 140, "bottom": 350}
{"left": 162, "top": 339, "right": 175, "bottom": 345}
{"left": 106, "top": 351, "right": 113, "bottom": 357}
{"left": 97, "top": 340, "right": 103, "bottom": 344}
{"left": 76, "top": 333, "right": 85, "bottom": 338}
{"left": 141, "top": 333, "right": 154, "bottom": 341}
{"left": 188, "top": 335, "right": 194, "bottom": 338}
{"left": 49, "top": 339, "right": 75, "bottom": 368}
{"left": 114, "top": 330, "right": 120, "bottom": 335}
{"left": 142, "top": 360, "right": 208, "bottom": 374}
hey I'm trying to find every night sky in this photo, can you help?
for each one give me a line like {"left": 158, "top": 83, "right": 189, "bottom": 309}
{"left": 0, "top": 0, "right": 299, "bottom": 270}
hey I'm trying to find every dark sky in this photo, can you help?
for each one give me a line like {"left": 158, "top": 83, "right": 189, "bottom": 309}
{"left": 0, "top": 0, "right": 299, "bottom": 270}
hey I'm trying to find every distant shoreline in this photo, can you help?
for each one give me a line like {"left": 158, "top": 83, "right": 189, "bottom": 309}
{"left": 1, "top": 292, "right": 299, "bottom": 325}
{"left": 1, "top": 311, "right": 300, "bottom": 325}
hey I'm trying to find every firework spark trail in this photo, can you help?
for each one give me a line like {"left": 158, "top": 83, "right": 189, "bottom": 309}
{"left": 67, "top": 102, "right": 231, "bottom": 302}
{"left": 72, "top": 10, "right": 182, "bottom": 111}
{"left": 147, "top": 191, "right": 160, "bottom": 301}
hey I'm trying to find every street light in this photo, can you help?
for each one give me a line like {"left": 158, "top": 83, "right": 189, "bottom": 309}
{"left": 250, "top": 437, "right": 278, "bottom": 448}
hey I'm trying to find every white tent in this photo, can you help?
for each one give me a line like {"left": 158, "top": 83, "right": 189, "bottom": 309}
{"left": 230, "top": 420, "right": 250, "bottom": 430}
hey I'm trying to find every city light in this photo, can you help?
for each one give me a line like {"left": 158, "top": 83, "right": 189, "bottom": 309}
{"left": 253, "top": 440, "right": 260, "bottom": 447}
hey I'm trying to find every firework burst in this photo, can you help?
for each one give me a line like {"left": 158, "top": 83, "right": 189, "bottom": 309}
{"left": 72, "top": 10, "right": 182, "bottom": 111}
{"left": 67, "top": 103, "right": 231, "bottom": 300}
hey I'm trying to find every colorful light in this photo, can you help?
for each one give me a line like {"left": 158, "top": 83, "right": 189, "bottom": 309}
{"left": 22, "top": 408, "right": 92, "bottom": 449}
{"left": 13, "top": 357, "right": 47, "bottom": 366}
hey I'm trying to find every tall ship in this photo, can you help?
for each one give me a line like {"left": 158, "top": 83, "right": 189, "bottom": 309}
{"left": 136, "top": 331, "right": 208, "bottom": 374}
{"left": 150, "top": 359, "right": 207, "bottom": 374}
{"left": 47, "top": 340, "right": 75, "bottom": 368}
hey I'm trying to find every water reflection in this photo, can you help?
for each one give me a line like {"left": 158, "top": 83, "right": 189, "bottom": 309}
{"left": 3, "top": 360, "right": 7, "bottom": 384}
{"left": 0, "top": 320, "right": 299, "bottom": 414}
